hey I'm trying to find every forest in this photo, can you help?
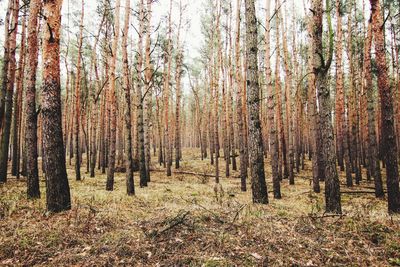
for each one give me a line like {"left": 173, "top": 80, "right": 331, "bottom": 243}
{"left": 0, "top": 0, "right": 399, "bottom": 265}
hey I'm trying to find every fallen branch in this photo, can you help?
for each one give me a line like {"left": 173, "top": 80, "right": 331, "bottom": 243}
{"left": 231, "top": 204, "right": 247, "bottom": 224}
{"left": 180, "top": 196, "right": 226, "bottom": 224}
{"left": 340, "top": 191, "right": 386, "bottom": 194}
{"left": 308, "top": 214, "right": 346, "bottom": 219}
{"left": 147, "top": 210, "right": 190, "bottom": 238}
{"left": 151, "top": 169, "right": 240, "bottom": 179}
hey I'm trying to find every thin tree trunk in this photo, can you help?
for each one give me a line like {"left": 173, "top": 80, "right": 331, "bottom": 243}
{"left": 265, "top": 0, "right": 281, "bottom": 199}
{"left": 137, "top": 0, "right": 147, "bottom": 187}
{"left": 122, "top": 0, "right": 134, "bottom": 195}
{"left": 0, "top": 0, "right": 13, "bottom": 131}
{"left": 235, "top": 0, "right": 247, "bottom": 192}
{"left": 11, "top": 14, "right": 26, "bottom": 178}
{"left": 106, "top": 0, "right": 120, "bottom": 191}
{"left": 25, "top": 0, "right": 41, "bottom": 199}
{"left": 364, "top": 14, "right": 384, "bottom": 198}
{"left": 0, "top": 0, "right": 19, "bottom": 183}
{"left": 74, "top": 0, "right": 84, "bottom": 181}
{"left": 144, "top": 0, "right": 153, "bottom": 181}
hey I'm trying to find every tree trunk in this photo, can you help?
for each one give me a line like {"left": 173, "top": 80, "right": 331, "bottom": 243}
{"left": 265, "top": 0, "right": 281, "bottom": 199}
{"left": 235, "top": 0, "right": 247, "bottom": 192}
{"left": 122, "top": 0, "right": 134, "bottom": 195}
{"left": 0, "top": 0, "right": 13, "bottom": 131}
{"left": 245, "top": 0, "right": 268, "bottom": 204}
{"left": 42, "top": 0, "right": 71, "bottom": 212}
{"left": 280, "top": 9, "right": 294, "bottom": 185}
{"left": 106, "top": 0, "right": 120, "bottom": 191}
{"left": 74, "top": 0, "right": 84, "bottom": 181}
{"left": 137, "top": 0, "right": 148, "bottom": 187}
{"left": 25, "top": 0, "right": 41, "bottom": 199}
{"left": 11, "top": 14, "right": 26, "bottom": 178}
{"left": 164, "top": 0, "right": 173, "bottom": 177}
{"left": 364, "top": 14, "right": 384, "bottom": 198}
{"left": 311, "top": 0, "right": 341, "bottom": 214}
{"left": 0, "top": 0, "right": 19, "bottom": 183}
{"left": 370, "top": 0, "right": 400, "bottom": 213}
{"left": 335, "top": 0, "right": 352, "bottom": 187}
{"left": 144, "top": 0, "right": 153, "bottom": 181}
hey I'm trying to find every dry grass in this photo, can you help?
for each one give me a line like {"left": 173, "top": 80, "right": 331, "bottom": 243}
{"left": 0, "top": 148, "right": 399, "bottom": 266}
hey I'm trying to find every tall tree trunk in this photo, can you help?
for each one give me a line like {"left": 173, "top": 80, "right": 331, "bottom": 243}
{"left": 335, "top": 0, "right": 344, "bottom": 171}
{"left": 11, "top": 14, "right": 26, "bottom": 178}
{"left": 311, "top": 0, "right": 341, "bottom": 214}
{"left": 137, "top": 0, "right": 148, "bottom": 187}
{"left": 364, "top": 14, "right": 384, "bottom": 198}
{"left": 281, "top": 10, "right": 294, "bottom": 185}
{"left": 122, "top": 0, "right": 134, "bottom": 195}
{"left": 74, "top": 0, "right": 84, "bottom": 181}
{"left": 275, "top": 7, "right": 284, "bottom": 182}
{"left": 265, "top": 0, "right": 281, "bottom": 199}
{"left": 0, "top": 0, "right": 19, "bottom": 183}
{"left": 235, "top": 0, "right": 247, "bottom": 192}
{"left": 25, "top": 0, "right": 41, "bottom": 199}
{"left": 144, "top": 0, "right": 153, "bottom": 181}
{"left": 0, "top": 0, "right": 13, "bottom": 131}
{"left": 370, "top": 0, "right": 400, "bottom": 213}
{"left": 245, "top": 0, "right": 268, "bottom": 204}
{"left": 42, "top": 0, "right": 71, "bottom": 212}
{"left": 335, "top": 0, "right": 352, "bottom": 187}
{"left": 164, "top": 0, "right": 173, "bottom": 177}
{"left": 106, "top": 0, "right": 120, "bottom": 191}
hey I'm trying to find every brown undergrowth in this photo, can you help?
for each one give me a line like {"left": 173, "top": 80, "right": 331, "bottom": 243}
{"left": 0, "top": 149, "right": 399, "bottom": 266}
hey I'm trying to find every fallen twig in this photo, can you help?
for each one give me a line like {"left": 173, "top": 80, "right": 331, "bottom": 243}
{"left": 341, "top": 191, "right": 386, "bottom": 194}
{"left": 147, "top": 210, "right": 191, "bottom": 238}
{"left": 180, "top": 196, "right": 226, "bottom": 224}
{"left": 150, "top": 169, "right": 240, "bottom": 179}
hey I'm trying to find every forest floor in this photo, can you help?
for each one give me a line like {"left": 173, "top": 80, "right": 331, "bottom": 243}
{"left": 0, "top": 149, "right": 399, "bottom": 266}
